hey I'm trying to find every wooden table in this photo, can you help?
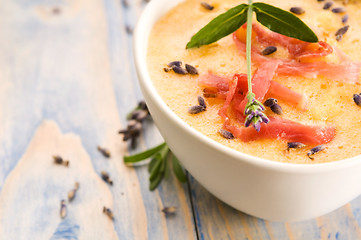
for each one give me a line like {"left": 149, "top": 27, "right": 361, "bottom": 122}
{"left": 1, "top": 0, "right": 361, "bottom": 239}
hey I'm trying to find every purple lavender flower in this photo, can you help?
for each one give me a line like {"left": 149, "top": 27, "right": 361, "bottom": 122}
{"left": 244, "top": 93, "right": 269, "bottom": 132}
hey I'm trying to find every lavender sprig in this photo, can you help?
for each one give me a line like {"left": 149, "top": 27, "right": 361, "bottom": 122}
{"left": 244, "top": 93, "right": 269, "bottom": 131}
{"left": 244, "top": 1, "right": 269, "bottom": 131}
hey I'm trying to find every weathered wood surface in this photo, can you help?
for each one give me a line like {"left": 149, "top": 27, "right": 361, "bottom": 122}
{"left": 1, "top": 0, "right": 361, "bottom": 239}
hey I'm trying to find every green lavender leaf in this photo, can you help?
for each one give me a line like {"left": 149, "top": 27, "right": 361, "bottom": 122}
{"left": 186, "top": 4, "right": 248, "bottom": 49}
{"left": 186, "top": 2, "right": 319, "bottom": 49}
{"left": 253, "top": 3, "right": 318, "bottom": 42}
{"left": 123, "top": 142, "right": 166, "bottom": 163}
{"left": 149, "top": 154, "right": 163, "bottom": 181}
{"left": 149, "top": 172, "right": 164, "bottom": 190}
{"left": 148, "top": 156, "right": 159, "bottom": 173}
{"left": 172, "top": 155, "right": 187, "bottom": 183}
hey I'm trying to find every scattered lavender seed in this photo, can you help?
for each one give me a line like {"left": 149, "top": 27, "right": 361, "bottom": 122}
{"left": 263, "top": 98, "right": 278, "bottom": 107}
{"left": 335, "top": 25, "right": 349, "bottom": 41}
{"left": 287, "top": 142, "right": 306, "bottom": 151}
{"left": 163, "top": 67, "right": 172, "bottom": 72}
{"left": 188, "top": 105, "right": 205, "bottom": 114}
{"left": 103, "top": 206, "right": 114, "bottom": 220}
{"left": 201, "top": 2, "right": 214, "bottom": 10}
{"left": 323, "top": 1, "right": 333, "bottom": 9}
{"left": 68, "top": 182, "right": 80, "bottom": 202}
{"left": 138, "top": 101, "right": 148, "bottom": 111}
{"left": 125, "top": 25, "right": 133, "bottom": 34}
{"left": 317, "top": 0, "right": 325, "bottom": 2}
{"left": 162, "top": 206, "right": 177, "bottom": 215}
{"left": 121, "top": 0, "right": 129, "bottom": 8}
{"left": 203, "top": 88, "right": 217, "bottom": 98}
{"left": 203, "top": 93, "right": 217, "bottom": 98}
{"left": 332, "top": 7, "right": 346, "bottom": 13}
{"left": 60, "top": 200, "right": 67, "bottom": 219}
{"left": 270, "top": 103, "right": 283, "bottom": 115}
{"left": 342, "top": 14, "right": 349, "bottom": 24}
{"left": 307, "top": 145, "right": 326, "bottom": 160}
{"left": 167, "top": 61, "right": 182, "bottom": 67}
{"left": 197, "top": 96, "right": 207, "bottom": 109}
{"left": 53, "top": 155, "right": 69, "bottom": 167}
{"left": 52, "top": 7, "right": 61, "bottom": 15}
{"left": 262, "top": 46, "right": 277, "bottom": 55}
{"left": 101, "top": 171, "right": 113, "bottom": 185}
{"left": 353, "top": 94, "right": 361, "bottom": 106}
{"left": 218, "top": 129, "right": 235, "bottom": 139}
{"left": 172, "top": 65, "right": 188, "bottom": 75}
{"left": 290, "top": 7, "right": 305, "bottom": 15}
{"left": 185, "top": 64, "right": 199, "bottom": 75}
{"left": 130, "top": 109, "right": 149, "bottom": 121}
{"left": 97, "top": 146, "right": 111, "bottom": 158}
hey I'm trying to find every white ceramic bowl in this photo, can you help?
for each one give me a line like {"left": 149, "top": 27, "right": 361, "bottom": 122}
{"left": 133, "top": 0, "right": 361, "bottom": 222}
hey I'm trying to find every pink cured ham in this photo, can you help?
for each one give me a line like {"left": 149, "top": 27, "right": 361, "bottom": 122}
{"left": 198, "top": 72, "right": 307, "bottom": 109}
{"left": 231, "top": 117, "right": 336, "bottom": 145}
{"left": 233, "top": 25, "right": 361, "bottom": 83}
{"left": 235, "top": 60, "right": 281, "bottom": 114}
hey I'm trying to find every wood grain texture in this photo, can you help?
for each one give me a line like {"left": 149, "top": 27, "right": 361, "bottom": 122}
{"left": 0, "top": 0, "right": 196, "bottom": 239}
{"left": 190, "top": 175, "right": 361, "bottom": 240}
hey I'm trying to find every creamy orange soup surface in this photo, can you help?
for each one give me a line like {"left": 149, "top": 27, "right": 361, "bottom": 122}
{"left": 147, "top": 0, "right": 361, "bottom": 164}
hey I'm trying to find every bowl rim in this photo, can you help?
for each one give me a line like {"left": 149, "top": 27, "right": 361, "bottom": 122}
{"left": 133, "top": 0, "right": 361, "bottom": 174}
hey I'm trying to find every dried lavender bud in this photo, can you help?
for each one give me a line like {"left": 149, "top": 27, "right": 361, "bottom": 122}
{"left": 197, "top": 96, "right": 207, "bottom": 109}
{"left": 270, "top": 103, "right": 283, "bottom": 115}
{"left": 162, "top": 207, "right": 177, "bottom": 215}
{"left": 353, "top": 94, "right": 361, "bottom": 106}
{"left": 263, "top": 98, "right": 278, "bottom": 107}
{"left": 130, "top": 109, "right": 149, "bottom": 121}
{"left": 323, "top": 1, "right": 333, "bottom": 10}
{"left": 101, "top": 171, "right": 113, "bottom": 185}
{"left": 167, "top": 61, "right": 182, "bottom": 67}
{"left": 342, "top": 14, "right": 349, "bottom": 24}
{"left": 138, "top": 101, "right": 148, "bottom": 111}
{"left": 68, "top": 182, "right": 80, "bottom": 202}
{"left": 121, "top": 0, "right": 129, "bottom": 8}
{"left": 125, "top": 25, "right": 133, "bottom": 34}
{"left": 203, "top": 88, "right": 217, "bottom": 98}
{"left": 218, "top": 129, "right": 235, "bottom": 139}
{"left": 97, "top": 146, "right": 111, "bottom": 158}
{"left": 103, "top": 206, "right": 114, "bottom": 220}
{"left": 335, "top": 25, "right": 349, "bottom": 41}
{"left": 60, "top": 200, "right": 67, "bottom": 219}
{"left": 261, "top": 46, "right": 277, "bottom": 55}
{"left": 287, "top": 142, "right": 306, "bottom": 151}
{"left": 185, "top": 64, "right": 199, "bottom": 75}
{"left": 188, "top": 105, "right": 205, "bottom": 114}
{"left": 331, "top": 7, "right": 346, "bottom": 13}
{"left": 53, "top": 155, "right": 69, "bottom": 167}
{"left": 307, "top": 145, "right": 326, "bottom": 160}
{"left": 203, "top": 93, "right": 216, "bottom": 98}
{"left": 290, "top": 7, "right": 305, "bottom": 15}
{"left": 172, "top": 66, "right": 188, "bottom": 75}
{"left": 201, "top": 2, "right": 214, "bottom": 10}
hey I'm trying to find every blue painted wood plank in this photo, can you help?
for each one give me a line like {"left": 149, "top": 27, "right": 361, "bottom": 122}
{"left": 0, "top": 0, "right": 197, "bottom": 239}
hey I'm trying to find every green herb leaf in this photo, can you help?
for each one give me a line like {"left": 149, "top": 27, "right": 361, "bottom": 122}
{"left": 149, "top": 171, "right": 164, "bottom": 190}
{"left": 253, "top": 3, "right": 318, "bottom": 43}
{"left": 149, "top": 154, "right": 163, "bottom": 181}
{"left": 186, "top": 4, "right": 248, "bottom": 49}
{"left": 172, "top": 155, "right": 187, "bottom": 183}
{"left": 148, "top": 156, "right": 159, "bottom": 173}
{"left": 123, "top": 142, "right": 167, "bottom": 163}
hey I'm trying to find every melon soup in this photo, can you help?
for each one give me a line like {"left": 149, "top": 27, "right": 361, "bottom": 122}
{"left": 147, "top": 0, "right": 361, "bottom": 164}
